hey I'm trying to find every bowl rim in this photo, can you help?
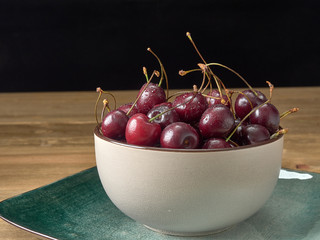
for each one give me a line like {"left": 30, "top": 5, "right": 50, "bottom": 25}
{"left": 94, "top": 125, "right": 284, "bottom": 153}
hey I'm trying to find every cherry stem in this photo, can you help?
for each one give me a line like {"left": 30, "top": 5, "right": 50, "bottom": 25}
{"left": 94, "top": 87, "right": 117, "bottom": 126}
{"left": 206, "top": 71, "right": 234, "bottom": 114}
{"left": 225, "top": 99, "right": 271, "bottom": 142}
{"left": 280, "top": 107, "right": 299, "bottom": 119}
{"left": 179, "top": 66, "right": 212, "bottom": 94}
{"left": 186, "top": 32, "right": 207, "bottom": 65}
{"left": 266, "top": 81, "right": 274, "bottom": 100}
{"left": 227, "top": 139, "right": 239, "bottom": 147}
{"left": 206, "top": 63, "right": 257, "bottom": 96}
{"left": 202, "top": 93, "right": 222, "bottom": 101}
{"left": 126, "top": 70, "right": 157, "bottom": 116}
{"left": 101, "top": 99, "right": 111, "bottom": 122}
{"left": 270, "top": 128, "right": 288, "bottom": 139}
{"left": 197, "top": 67, "right": 207, "bottom": 92}
{"left": 147, "top": 48, "right": 169, "bottom": 99}
{"left": 186, "top": 32, "right": 224, "bottom": 98}
{"left": 198, "top": 63, "right": 223, "bottom": 98}
{"left": 204, "top": 73, "right": 213, "bottom": 93}
{"left": 226, "top": 89, "right": 236, "bottom": 118}
{"left": 143, "top": 66, "right": 149, "bottom": 82}
{"left": 199, "top": 63, "right": 227, "bottom": 103}
{"left": 179, "top": 69, "right": 201, "bottom": 76}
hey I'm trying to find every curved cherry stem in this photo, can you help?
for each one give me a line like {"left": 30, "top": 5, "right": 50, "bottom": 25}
{"left": 270, "top": 128, "right": 288, "bottom": 139}
{"left": 198, "top": 67, "right": 207, "bottom": 92}
{"left": 225, "top": 99, "right": 271, "bottom": 142}
{"left": 202, "top": 93, "right": 221, "bottom": 100}
{"left": 94, "top": 87, "right": 117, "bottom": 126}
{"left": 186, "top": 32, "right": 223, "bottom": 99}
{"left": 200, "top": 72, "right": 213, "bottom": 94}
{"left": 186, "top": 32, "right": 207, "bottom": 65}
{"left": 266, "top": 81, "right": 274, "bottom": 101}
{"left": 206, "top": 62, "right": 257, "bottom": 96}
{"left": 280, "top": 107, "right": 299, "bottom": 119}
{"left": 211, "top": 72, "right": 233, "bottom": 107}
{"left": 226, "top": 89, "right": 236, "bottom": 118}
{"left": 101, "top": 99, "right": 111, "bottom": 123}
{"left": 143, "top": 66, "right": 149, "bottom": 82}
{"left": 179, "top": 67, "right": 212, "bottom": 94}
{"left": 147, "top": 48, "right": 169, "bottom": 99}
{"left": 227, "top": 139, "right": 239, "bottom": 147}
{"left": 179, "top": 69, "right": 201, "bottom": 76}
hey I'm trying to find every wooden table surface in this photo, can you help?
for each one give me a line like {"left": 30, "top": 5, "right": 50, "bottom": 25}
{"left": 0, "top": 87, "right": 319, "bottom": 239}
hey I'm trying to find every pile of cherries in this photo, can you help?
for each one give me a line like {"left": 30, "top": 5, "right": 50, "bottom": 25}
{"left": 95, "top": 33, "right": 297, "bottom": 150}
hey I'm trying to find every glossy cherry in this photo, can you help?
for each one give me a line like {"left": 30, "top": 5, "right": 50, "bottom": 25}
{"left": 241, "top": 124, "right": 270, "bottom": 145}
{"left": 206, "top": 89, "right": 231, "bottom": 108}
{"left": 249, "top": 103, "right": 280, "bottom": 134}
{"left": 117, "top": 102, "right": 138, "bottom": 117}
{"left": 172, "top": 92, "right": 208, "bottom": 123}
{"left": 147, "top": 103, "right": 180, "bottom": 129}
{"left": 235, "top": 90, "right": 267, "bottom": 119}
{"left": 199, "top": 104, "right": 235, "bottom": 138}
{"left": 101, "top": 110, "right": 129, "bottom": 139}
{"left": 160, "top": 122, "right": 199, "bottom": 149}
{"left": 125, "top": 113, "right": 161, "bottom": 146}
{"left": 136, "top": 83, "right": 166, "bottom": 114}
{"left": 230, "top": 117, "right": 248, "bottom": 145}
{"left": 202, "top": 138, "right": 232, "bottom": 149}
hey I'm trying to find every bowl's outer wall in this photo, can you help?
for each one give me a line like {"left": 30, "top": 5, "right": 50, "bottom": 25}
{"left": 94, "top": 134, "right": 284, "bottom": 234}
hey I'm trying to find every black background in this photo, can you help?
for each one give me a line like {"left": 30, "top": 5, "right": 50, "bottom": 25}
{"left": 0, "top": 0, "right": 319, "bottom": 92}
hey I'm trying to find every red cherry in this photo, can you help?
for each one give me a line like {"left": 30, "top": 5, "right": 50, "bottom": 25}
{"left": 172, "top": 92, "right": 208, "bottom": 123}
{"left": 241, "top": 124, "right": 270, "bottom": 145}
{"left": 147, "top": 103, "right": 180, "bottom": 129}
{"left": 199, "top": 104, "right": 235, "bottom": 139}
{"left": 249, "top": 103, "right": 280, "bottom": 134}
{"left": 206, "top": 90, "right": 231, "bottom": 108}
{"left": 125, "top": 113, "right": 161, "bottom": 146}
{"left": 202, "top": 138, "right": 232, "bottom": 149}
{"left": 136, "top": 83, "right": 166, "bottom": 114}
{"left": 101, "top": 110, "right": 129, "bottom": 140}
{"left": 235, "top": 90, "right": 267, "bottom": 119}
{"left": 160, "top": 122, "right": 199, "bottom": 149}
{"left": 229, "top": 118, "right": 248, "bottom": 145}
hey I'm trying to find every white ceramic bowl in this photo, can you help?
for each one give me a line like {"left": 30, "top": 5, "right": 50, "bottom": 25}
{"left": 94, "top": 126, "right": 284, "bottom": 236}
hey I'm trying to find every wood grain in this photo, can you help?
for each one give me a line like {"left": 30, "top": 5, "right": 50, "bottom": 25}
{"left": 0, "top": 87, "right": 319, "bottom": 239}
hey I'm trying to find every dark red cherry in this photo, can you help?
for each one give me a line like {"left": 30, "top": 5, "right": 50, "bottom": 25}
{"left": 249, "top": 103, "right": 280, "bottom": 134}
{"left": 230, "top": 118, "right": 248, "bottom": 145}
{"left": 172, "top": 92, "right": 208, "bottom": 123}
{"left": 241, "top": 124, "right": 270, "bottom": 145}
{"left": 136, "top": 83, "right": 166, "bottom": 114}
{"left": 117, "top": 102, "right": 138, "bottom": 117}
{"left": 160, "top": 122, "right": 199, "bottom": 149}
{"left": 101, "top": 110, "right": 129, "bottom": 140}
{"left": 202, "top": 138, "right": 232, "bottom": 149}
{"left": 147, "top": 103, "right": 180, "bottom": 129}
{"left": 125, "top": 113, "right": 161, "bottom": 146}
{"left": 235, "top": 90, "right": 267, "bottom": 119}
{"left": 199, "top": 104, "right": 235, "bottom": 138}
{"left": 206, "top": 89, "right": 231, "bottom": 108}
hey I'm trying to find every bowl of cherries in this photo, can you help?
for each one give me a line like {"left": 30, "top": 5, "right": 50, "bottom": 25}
{"left": 94, "top": 33, "right": 298, "bottom": 236}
